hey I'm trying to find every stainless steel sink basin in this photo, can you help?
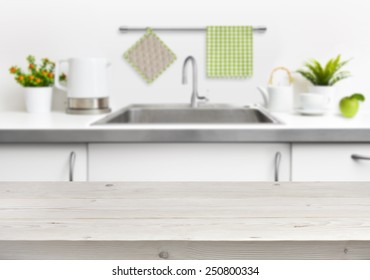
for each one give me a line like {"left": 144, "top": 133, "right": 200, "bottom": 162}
{"left": 93, "top": 104, "right": 282, "bottom": 125}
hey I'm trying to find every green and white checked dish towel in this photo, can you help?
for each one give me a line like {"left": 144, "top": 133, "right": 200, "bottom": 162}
{"left": 207, "top": 26, "right": 253, "bottom": 78}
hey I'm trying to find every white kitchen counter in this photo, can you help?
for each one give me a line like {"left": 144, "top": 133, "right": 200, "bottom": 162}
{"left": 0, "top": 110, "right": 369, "bottom": 142}
{"left": 0, "top": 110, "right": 370, "bottom": 129}
{"left": 0, "top": 111, "right": 101, "bottom": 129}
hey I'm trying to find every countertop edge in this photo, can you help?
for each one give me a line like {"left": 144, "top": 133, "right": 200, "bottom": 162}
{"left": 1, "top": 128, "right": 370, "bottom": 143}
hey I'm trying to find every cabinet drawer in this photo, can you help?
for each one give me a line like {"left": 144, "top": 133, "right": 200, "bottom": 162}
{"left": 0, "top": 144, "right": 87, "bottom": 181}
{"left": 89, "top": 144, "right": 290, "bottom": 181}
{"left": 292, "top": 144, "right": 370, "bottom": 181}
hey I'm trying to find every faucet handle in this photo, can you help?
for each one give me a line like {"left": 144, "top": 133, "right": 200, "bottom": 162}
{"left": 199, "top": 95, "right": 209, "bottom": 102}
{"left": 197, "top": 95, "right": 209, "bottom": 106}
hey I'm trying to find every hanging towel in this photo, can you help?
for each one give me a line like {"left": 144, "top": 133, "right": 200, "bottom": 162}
{"left": 207, "top": 26, "right": 253, "bottom": 78}
{"left": 124, "top": 28, "right": 176, "bottom": 84}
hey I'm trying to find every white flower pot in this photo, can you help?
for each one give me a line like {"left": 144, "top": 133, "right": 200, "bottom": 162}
{"left": 310, "top": 85, "right": 336, "bottom": 111}
{"left": 24, "top": 87, "right": 53, "bottom": 113}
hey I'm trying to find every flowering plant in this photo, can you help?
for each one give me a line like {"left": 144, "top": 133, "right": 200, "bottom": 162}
{"left": 9, "top": 55, "right": 66, "bottom": 87}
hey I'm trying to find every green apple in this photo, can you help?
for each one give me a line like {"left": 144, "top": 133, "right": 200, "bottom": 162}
{"left": 339, "top": 93, "right": 365, "bottom": 118}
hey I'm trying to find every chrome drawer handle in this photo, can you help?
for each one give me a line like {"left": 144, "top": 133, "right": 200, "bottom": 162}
{"left": 69, "top": 151, "right": 76, "bottom": 182}
{"left": 274, "top": 152, "right": 281, "bottom": 182}
{"left": 351, "top": 154, "right": 370, "bottom": 161}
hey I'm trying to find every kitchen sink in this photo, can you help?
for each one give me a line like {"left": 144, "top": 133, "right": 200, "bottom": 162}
{"left": 92, "top": 104, "right": 282, "bottom": 125}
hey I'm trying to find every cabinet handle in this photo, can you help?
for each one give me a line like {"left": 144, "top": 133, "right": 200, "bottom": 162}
{"left": 69, "top": 151, "right": 76, "bottom": 182}
{"left": 351, "top": 154, "right": 370, "bottom": 161}
{"left": 274, "top": 152, "right": 282, "bottom": 182}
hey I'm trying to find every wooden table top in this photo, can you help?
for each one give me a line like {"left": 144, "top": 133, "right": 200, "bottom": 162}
{"left": 1, "top": 182, "right": 370, "bottom": 242}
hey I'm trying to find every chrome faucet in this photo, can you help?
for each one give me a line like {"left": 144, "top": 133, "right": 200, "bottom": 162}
{"left": 182, "top": 56, "right": 208, "bottom": 108}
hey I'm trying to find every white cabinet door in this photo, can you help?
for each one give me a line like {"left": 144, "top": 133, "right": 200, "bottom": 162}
{"left": 292, "top": 144, "right": 370, "bottom": 181}
{"left": 89, "top": 144, "right": 290, "bottom": 181}
{"left": 0, "top": 144, "right": 87, "bottom": 181}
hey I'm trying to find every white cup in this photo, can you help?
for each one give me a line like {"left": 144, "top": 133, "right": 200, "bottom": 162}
{"left": 299, "top": 93, "right": 330, "bottom": 111}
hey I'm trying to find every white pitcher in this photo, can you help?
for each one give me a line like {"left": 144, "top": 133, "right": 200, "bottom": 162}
{"left": 257, "top": 86, "right": 293, "bottom": 113}
{"left": 54, "top": 57, "right": 110, "bottom": 99}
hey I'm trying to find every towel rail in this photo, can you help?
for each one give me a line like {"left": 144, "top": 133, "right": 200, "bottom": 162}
{"left": 119, "top": 26, "right": 267, "bottom": 33}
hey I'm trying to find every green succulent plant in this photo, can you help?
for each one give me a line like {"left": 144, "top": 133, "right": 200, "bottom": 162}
{"left": 297, "top": 55, "right": 351, "bottom": 86}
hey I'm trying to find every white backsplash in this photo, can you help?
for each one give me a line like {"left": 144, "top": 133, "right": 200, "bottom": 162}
{"left": 0, "top": 0, "right": 369, "bottom": 112}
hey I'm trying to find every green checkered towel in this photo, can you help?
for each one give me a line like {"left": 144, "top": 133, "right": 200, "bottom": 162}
{"left": 207, "top": 26, "right": 253, "bottom": 78}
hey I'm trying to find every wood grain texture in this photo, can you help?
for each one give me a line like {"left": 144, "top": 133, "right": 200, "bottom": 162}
{"left": 1, "top": 182, "right": 370, "bottom": 259}
{"left": 1, "top": 241, "right": 370, "bottom": 260}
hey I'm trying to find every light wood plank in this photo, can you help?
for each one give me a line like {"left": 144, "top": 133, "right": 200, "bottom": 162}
{"left": 1, "top": 198, "right": 370, "bottom": 218}
{"left": 1, "top": 218, "right": 370, "bottom": 241}
{"left": 1, "top": 182, "right": 370, "bottom": 199}
{"left": 1, "top": 241, "right": 370, "bottom": 260}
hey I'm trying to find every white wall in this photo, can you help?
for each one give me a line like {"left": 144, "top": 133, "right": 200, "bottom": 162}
{"left": 0, "top": 0, "right": 369, "bottom": 112}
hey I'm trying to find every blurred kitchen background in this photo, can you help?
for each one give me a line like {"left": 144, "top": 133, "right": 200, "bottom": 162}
{"left": 0, "top": 0, "right": 368, "bottom": 112}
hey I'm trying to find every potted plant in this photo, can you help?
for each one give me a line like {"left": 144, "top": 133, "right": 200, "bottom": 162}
{"left": 297, "top": 55, "right": 351, "bottom": 110}
{"left": 9, "top": 55, "right": 66, "bottom": 113}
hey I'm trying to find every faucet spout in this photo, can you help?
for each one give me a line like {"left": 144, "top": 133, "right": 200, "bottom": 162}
{"left": 182, "top": 56, "right": 208, "bottom": 108}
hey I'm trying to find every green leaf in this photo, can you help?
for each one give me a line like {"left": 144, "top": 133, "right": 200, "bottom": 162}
{"left": 26, "top": 55, "right": 35, "bottom": 64}
{"left": 323, "top": 58, "right": 334, "bottom": 84}
{"left": 296, "top": 70, "right": 318, "bottom": 85}
{"left": 350, "top": 93, "right": 365, "bottom": 102}
{"left": 337, "top": 59, "right": 351, "bottom": 71}
{"left": 329, "top": 71, "right": 351, "bottom": 86}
